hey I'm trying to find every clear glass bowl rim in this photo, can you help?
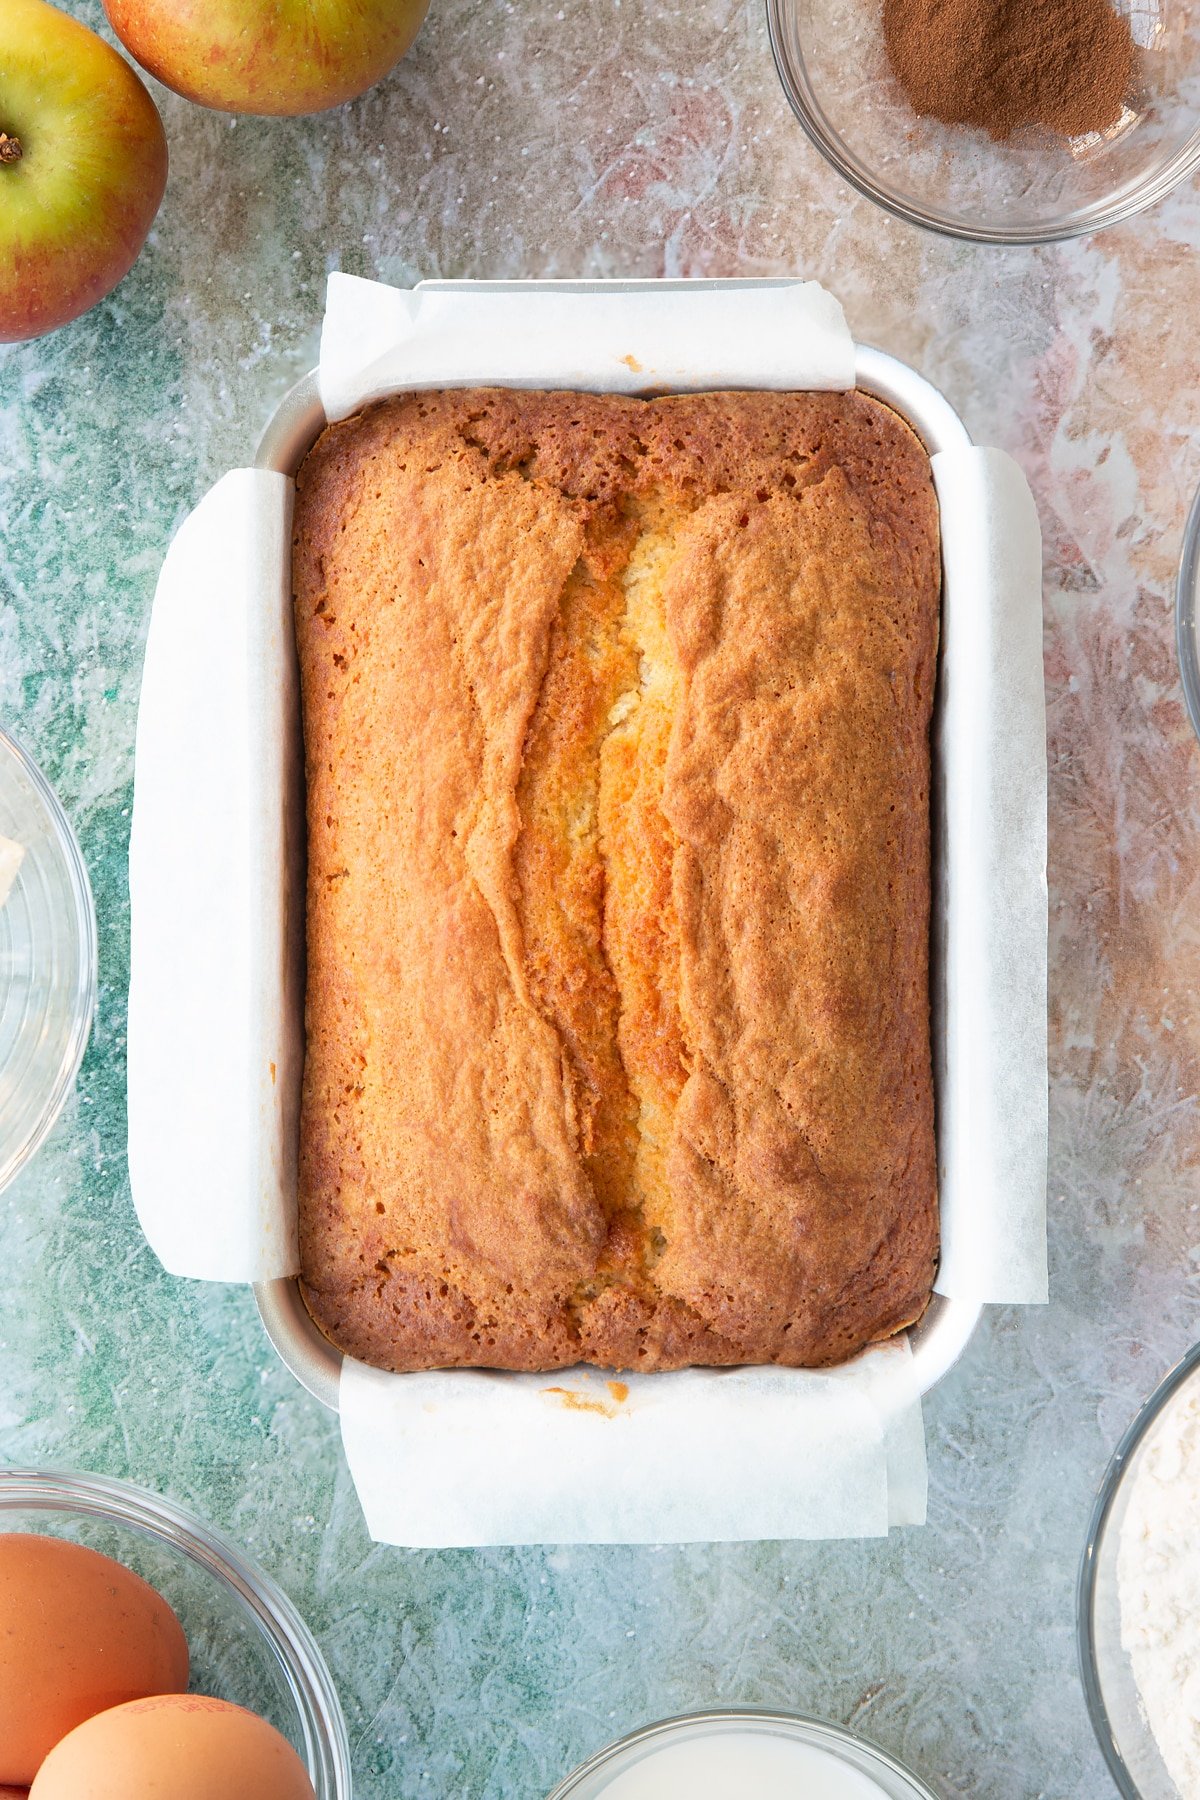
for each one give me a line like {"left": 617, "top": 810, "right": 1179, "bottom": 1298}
{"left": 0, "top": 725, "right": 98, "bottom": 1192}
{"left": 545, "top": 1706, "right": 941, "bottom": 1798}
{"left": 1076, "top": 1338, "right": 1200, "bottom": 1799}
{"left": 764, "top": 0, "right": 1200, "bottom": 246}
{"left": 0, "top": 1466, "right": 353, "bottom": 1799}
{"left": 1175, "top": 477, "right": 1200, "bottom": 744}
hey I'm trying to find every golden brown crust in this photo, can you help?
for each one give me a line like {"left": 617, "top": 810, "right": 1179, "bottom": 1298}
{"left": 292, "top": 388, "right": 940, "bottom": 1372}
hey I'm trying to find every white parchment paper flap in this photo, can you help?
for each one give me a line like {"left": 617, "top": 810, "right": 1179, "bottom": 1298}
{"left": 128, "top": 470, "right": 304, "bottom": 1283}
{"left": 341, "top": 1346, "right": 927, "bottom": 1547}
{"left": 319, "top": 273, "right": 857, "bottom": 419}
{"left": 932, "top": 448, "right": 1048, "bottom": 1305}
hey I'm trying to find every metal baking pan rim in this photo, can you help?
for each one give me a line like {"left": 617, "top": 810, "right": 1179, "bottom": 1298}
{"left": 252, "top": 343, "right": 984, "bottom": 1418}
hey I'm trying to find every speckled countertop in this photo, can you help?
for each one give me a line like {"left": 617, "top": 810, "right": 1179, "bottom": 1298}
{"left": 2, "top": 2, "right": 1199, "bottom": 1795}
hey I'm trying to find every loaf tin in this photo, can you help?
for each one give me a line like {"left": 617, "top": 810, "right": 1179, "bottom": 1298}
{"left": 130, "top": 278, "right": 1046, "bottom": 1545}
{"left": 249, "top": 338, "right": 984, "bottom": 1418}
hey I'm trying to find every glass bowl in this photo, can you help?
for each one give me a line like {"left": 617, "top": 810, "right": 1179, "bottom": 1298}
{"left": 0, "top": 1468, "right": 352, "bottom": 1799}
{"left": 0, "top": 729, "right": 96, "bottom": 1193}
{"left": 547, "top": 1709, "right": 940, "bottom": 1799}
{"left": 1176, "top": 477, "right": 1200, "bottom": 743}
{"left": 1078, "top": 1341, "right": 1200, "bottom": 1799}
{"left": 766, "top": 0, "right": 1200, "bottom": 244}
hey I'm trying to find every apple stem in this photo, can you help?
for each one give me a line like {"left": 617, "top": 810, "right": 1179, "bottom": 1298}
{"left": 0, "top": 134, "right": 22, "bottom": 165}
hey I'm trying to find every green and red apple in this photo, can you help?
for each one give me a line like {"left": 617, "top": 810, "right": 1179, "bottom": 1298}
{"left": 103, "top": 0, "right": 431, "bottom": 117}
{"left": 0, "top": 0, "right": 167, "bottom": 343}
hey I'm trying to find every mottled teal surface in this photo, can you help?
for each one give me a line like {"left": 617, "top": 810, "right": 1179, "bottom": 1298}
{"left": 3, "top": 2, "right": 1200, "bottom": 1795}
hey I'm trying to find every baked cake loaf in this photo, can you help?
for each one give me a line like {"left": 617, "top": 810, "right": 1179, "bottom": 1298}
{"left": 292, "top": 387, "right": 940, "bottom": 1373}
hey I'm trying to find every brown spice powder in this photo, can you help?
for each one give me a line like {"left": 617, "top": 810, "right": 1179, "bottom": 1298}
{"left": 883, "top": 0, "right": 1136, "bottom": 141}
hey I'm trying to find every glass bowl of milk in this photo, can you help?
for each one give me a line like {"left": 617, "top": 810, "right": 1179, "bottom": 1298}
{"left": 547, "top": 1709, "right": 940, "bottom": 1800}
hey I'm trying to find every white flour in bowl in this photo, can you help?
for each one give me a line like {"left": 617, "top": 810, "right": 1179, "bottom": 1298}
{"left": 1118, "top": 1376, "right": 1200, "bottom": 1798}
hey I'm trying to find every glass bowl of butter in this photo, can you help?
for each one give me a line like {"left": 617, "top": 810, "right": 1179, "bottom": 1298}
{"left": 0, "top": 727, "right": 96, "bottom": 1193}
{"left": 1079, "top": 1341, "right": 1200, "bottom": 1799}
{"left": 767, "top": 0, "right": 1200, "bottom": 244}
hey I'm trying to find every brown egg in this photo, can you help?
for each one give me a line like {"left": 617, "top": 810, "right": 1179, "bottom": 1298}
{"left": 29, "top": 1695, "right": 317, "bottom": 1799}
{"left": 0, "top": 1533, "right": 189, "bottom": 1784}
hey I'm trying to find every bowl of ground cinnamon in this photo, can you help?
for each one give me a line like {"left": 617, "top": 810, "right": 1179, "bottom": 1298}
{"left": 766, "top": 0, "right": 1200, "bottom": 242}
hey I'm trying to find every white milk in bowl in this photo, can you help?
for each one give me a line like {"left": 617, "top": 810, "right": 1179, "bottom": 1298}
{"left": 594, "top": 1732, "right": 890, "bottom": 1799}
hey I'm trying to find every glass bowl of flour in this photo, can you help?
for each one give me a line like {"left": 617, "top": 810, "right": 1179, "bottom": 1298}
{"left": 547, "top": 1710, "right": 940, "bottom": 1800}
{"left": 1079, "top": 1343, "right": 1200, "bottom": 1799}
